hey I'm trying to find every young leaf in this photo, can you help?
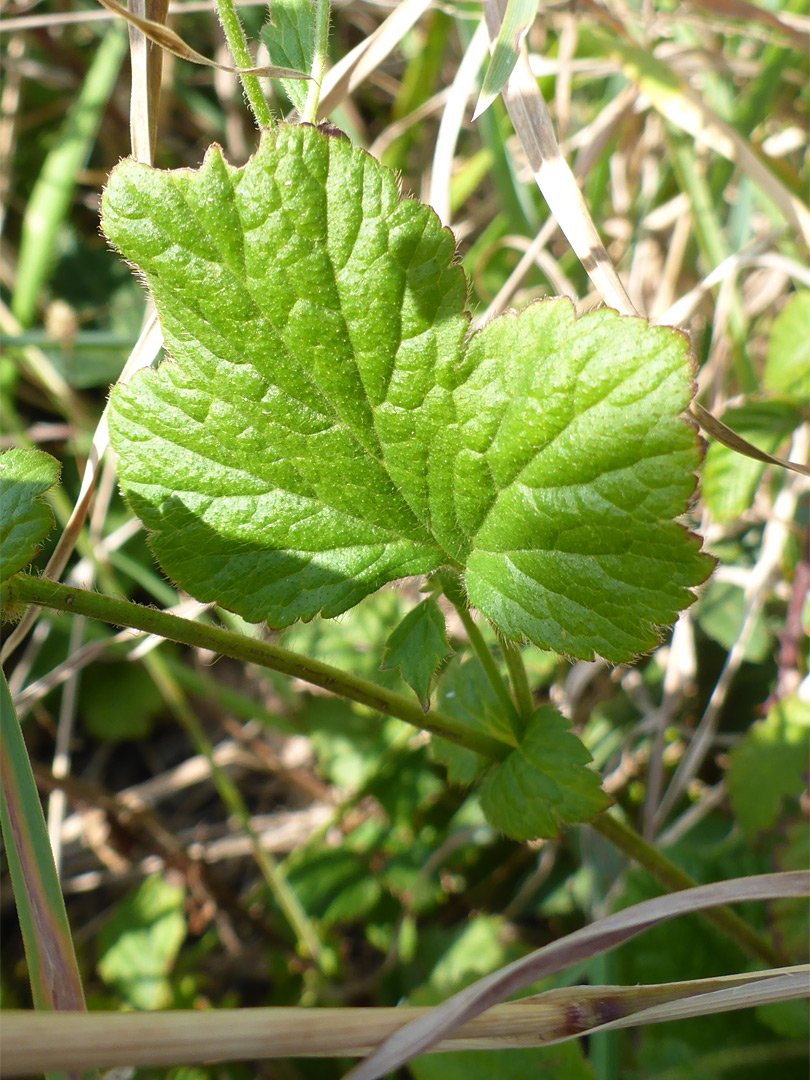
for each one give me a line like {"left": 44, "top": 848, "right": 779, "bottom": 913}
{"left": 97, "top": 873, "right": 186, "bottom": 1010}
{"left": 478, "top": 705, "right": 611, "bottom": 839}
{"left": 262, "top": 0, "right": 316, "bottom": 113}
{"left": 381, "top": 594, "right": 452, "bottom": 709}
{"left": 102, "top": 124, "right": 711, "bottom": 661}
{"left": 727, "top": 695, "right": 810, "bottom": 840}
{"left": 764, "top": 291, "right": 810, "bottom": 404}
{"left": 0, "top": 448, "right": 60, "bottom": 583}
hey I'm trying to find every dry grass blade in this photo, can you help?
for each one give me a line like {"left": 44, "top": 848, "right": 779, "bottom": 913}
{"left": 605, "top": 38, "right": 810, "bottom": 248}
{"left": 128, "top": 0, "right": 170, "bottom": 164}
{"left": 316, "top": 0, "right": 434, "bottom": 119}
{"left": 3, "top": 968, "right": 808, "bottom": 1073}
{"left": 343, "top": 871, "right": 810, "bottom": 1080}
{"left": 430, "top": 19, "right": 490, "bottom": 225}
{"left": 93, "top": 0, "right": 311, "bottom": 79}
{"left": 692, "top": 0, "right": 809, "bottom": 51}
{"left": 690, "top": 402, "right": 810, "bottom": 479}
{"left": 582, "top": 970, "right": 810, "bottom": 1035}
{"left": 483, "top": 0, "right": 636, "bottom": 315}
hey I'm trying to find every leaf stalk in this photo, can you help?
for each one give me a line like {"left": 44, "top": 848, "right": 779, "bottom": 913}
{"left": 303, "top": 0, "right": 331, "bottom": 123}
{"left": 214, "top": 0, "right": 272, "bottom": 127}
{"left": 1, "top": 574, "right": 511, "bottom": 762}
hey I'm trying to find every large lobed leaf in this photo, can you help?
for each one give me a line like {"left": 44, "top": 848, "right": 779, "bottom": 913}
{"left": 102, "top": 124, "right": 711, "bottom": 661}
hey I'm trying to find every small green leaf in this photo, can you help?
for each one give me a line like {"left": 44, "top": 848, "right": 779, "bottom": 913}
{"left": 431, "top": 656, "right": 515, "bottom": 784}
{"left": 479, "top": 705, "right": 611, "bottom": 839}
{"left": 764, "top": 291, "right": 810, "bottom": 404}
{"left": 262, "top": 0, "right": 315, "bottom": 113}
{"left": 381, "top": 595, "right": 452, "bottom": 709}
{"left": 102, "top": 124, "right": 710, "bottom": 661}
{"left": 0, "top": 448, "right": 60, "bottom": 583}
{"left": 473, "top": 0, "right": 539, "bottom": 120}
{"left": 701, "top": 399, "right": 801, "bottom": 523}
{"left": 727, "top": 695, "right": 810, "bottom": 839}
{"left": 97, "top": 874, "right": 186, "bottom": 1009}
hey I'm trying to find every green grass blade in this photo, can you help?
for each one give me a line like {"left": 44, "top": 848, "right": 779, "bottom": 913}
{"left": 11, "top": 27, "right": 128, "bottom": 327}
{"left": 473, "top": 0, "right": 538, "bottom": 120}
{"left": 0, "top": 667, "right": 85, "bottom": 1013}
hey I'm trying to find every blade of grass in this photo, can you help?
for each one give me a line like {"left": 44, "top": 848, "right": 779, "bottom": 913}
{"left": 482, "top": 0, "right": 635, "bottom": 314}
{"left": 128, "top": 0, "right": 170, "bottom": 163}
{"left": 473, "top": 0, "right": 538, "bottom": 120}
{"left": 429, "top": 19, "right": 489, "bottom": 225}
{"left": 0, "top": 669, "right": 85, "bottom": 1014}
{"left": 462, "top": 14, "right": 538, "bottom": 235}
{"left": 11, "top": 27, "right": 129, "bottom": 327}
{"left": 316, "top": 0, "right": 434, "bottom": 119}
{"left": 667, "top": 128, "right": 756, "bottom": 391}
{"left": 3, "top": 968, "right": 807, "bottom": 1072}
{"left": 345, "top": 871, "right": 809, "bottom": 1079}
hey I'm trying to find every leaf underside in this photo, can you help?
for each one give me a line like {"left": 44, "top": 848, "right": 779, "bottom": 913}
{"left": 102, "top": 124, "right": 711, "bottom": 662}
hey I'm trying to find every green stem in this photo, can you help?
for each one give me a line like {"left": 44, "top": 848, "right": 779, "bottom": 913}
{"left": 214, "top": 0, "right": 272, "bottom": 128}
{"left": 498, "top": 634, "right": 534, "bottom": 729}
{"left": 2, "top": 575, "right": 510, "bottom": 762}
{"left": 302, "top": 0, "right": 331, "bottom": 123}
{"left": 591, "top": 811, "right": 785, "bottom": 968}
{"left": 3, "top": 575, "right": 784, "bottom": 969}
{"left": 438, "top": 573, "right": 522, "bottom": 741}
{"left": 145, "top": 652, "right": 325, "bottom": 967}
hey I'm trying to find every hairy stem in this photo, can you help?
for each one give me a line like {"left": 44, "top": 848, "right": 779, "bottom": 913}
{"left": 498, "top": 634, "right": 534, "bottom": 728}
{"left": 214, "top": 0, "right": 272, "bottom": 127}
{"left": 3, "top": 574, "right": 785, "bottom": 968}
{"left": 303, "top": 0, "right": 331, "bottom": 123}
{"left": 438, "top": 572, "right": 522, "bottom": 740}
{"left": 2, "top": 574, "right": 510, "bottom": 761}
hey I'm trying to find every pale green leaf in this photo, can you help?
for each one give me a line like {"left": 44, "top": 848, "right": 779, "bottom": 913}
{"left": 262, "top": 0, "right": 315, "bottom": 112}
{"left": 381, "top": 594, "right": 452, "bottom": 709}
{"left": 97, "top": 874, "right": 186, "bottom": 1009}
{"left": 473, "top": 0, "right": 539, "bottom": 120}
{"left": 479, "top": 705, "right": 610, "bottom": 839}
{"left": 727, "top": 695, "right": 810, "bottom": 840}
{"left": 102, "top": 124, "right": 710, "bottom": 661}
{"left": 0, "top": 448, "right": 60, "bottom": 583}
{"left": 701, "top": 399, "right": 801, "bottom": 522}
{"left": 764, "top": 291, "right": 810, "bottom": 404}
{"left": 696, "top": 579, "right": 772, "bottom": 663}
